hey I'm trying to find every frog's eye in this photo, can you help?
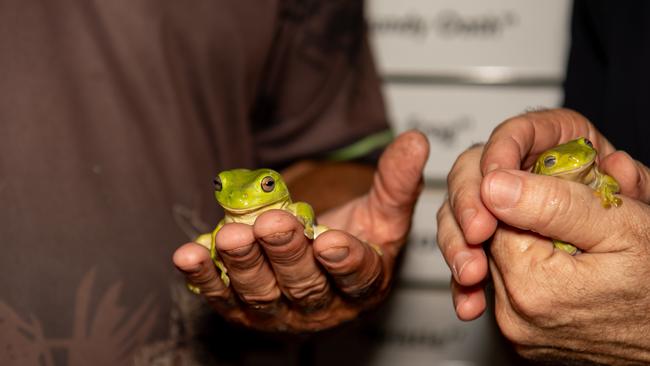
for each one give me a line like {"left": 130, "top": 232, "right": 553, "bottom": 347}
{"left": 213, "top": 176, "right": 223, "bottom": 192}
{"left": 583, "top": 138, "right": 594, "bottom": 148}
{"left": 261, "top": 176, "right": 275, "bottom": 192}
{"left": 544, "top": 155, "right": 557, "bottom": 168}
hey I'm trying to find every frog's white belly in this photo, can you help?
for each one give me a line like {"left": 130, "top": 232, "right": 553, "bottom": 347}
{"left": 223, "top": 200, "right": 291, "bottom": 225}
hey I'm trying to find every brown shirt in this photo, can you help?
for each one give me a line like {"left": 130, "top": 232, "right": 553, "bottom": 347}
{"left": 0, "top": 0, "right": 388, "bottom": 364}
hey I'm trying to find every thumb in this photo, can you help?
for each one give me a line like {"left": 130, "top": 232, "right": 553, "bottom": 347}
{"left": 481, "top": 169, "right": 633, "bottom": 253}
{"left": 368, "top": 130, "right": 429, "bottom": 225}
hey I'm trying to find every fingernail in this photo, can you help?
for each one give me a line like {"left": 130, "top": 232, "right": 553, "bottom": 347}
{"left": 487, "top": 171, "right": 522, "bottom": 209}
{"left": 319, "top": 247, "right": 349, "bottom": 263}
{"left": 460, "top": 208, "right": 476, "bottom": 232}
{"left": 452, "top": 251, "right": 473, "bottom": 281}
{"left": 486, "top": 163, "right": 500, "bottom": 173}
{"left": 454, "top": 292, "right": 469, "bottom": 314}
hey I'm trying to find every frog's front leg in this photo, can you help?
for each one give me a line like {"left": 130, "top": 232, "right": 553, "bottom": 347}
{"left": 593, "top": 171, "right": 622, "bottom": 208}
{"left": 552, "top": 239, "right": 579, "bottom": 255}
{"left": 288, "top": 201, "right": 329, "bottom": 240}
{"left": 210, "top": 220, "right": 230, "bottom": 287}
{"left": 189, "top": 220, "right": 230, "bottom": 292}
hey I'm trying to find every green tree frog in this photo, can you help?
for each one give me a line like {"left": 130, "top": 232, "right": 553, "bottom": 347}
{"left": 194, "top": 169, "right": 327, "bottom": 288}
{"left": 532, "top": 137, "right": 621, "bottom": 255}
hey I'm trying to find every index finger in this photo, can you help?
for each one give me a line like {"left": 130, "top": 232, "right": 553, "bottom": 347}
{"left": 481, "top": 108, "right": 617, "bottom": 174}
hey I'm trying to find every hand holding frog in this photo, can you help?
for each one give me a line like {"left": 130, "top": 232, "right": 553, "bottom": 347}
{"left": 437, "top": 108, "right": 650, "bottom": 364}
{"left": 173, "top": 131, "right": 429, "bottom": 332}
{"left": 191, "top": 168, "right": 328, "bottom": 288}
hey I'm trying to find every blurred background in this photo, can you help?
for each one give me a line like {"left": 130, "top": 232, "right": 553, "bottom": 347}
{"left": 302, "top": 1, "right": 571, "bottom": 365}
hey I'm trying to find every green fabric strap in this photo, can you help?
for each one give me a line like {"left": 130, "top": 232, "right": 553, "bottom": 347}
{"left": 327, "top": 129, "right": 394, "bottom": 161}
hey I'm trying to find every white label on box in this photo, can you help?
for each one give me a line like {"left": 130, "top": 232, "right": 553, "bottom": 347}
{"left": 384, "top": 84, "right": 563, "bottom": 180}
{"left": 367, "top": 0, "right": 571, "bottom": 79}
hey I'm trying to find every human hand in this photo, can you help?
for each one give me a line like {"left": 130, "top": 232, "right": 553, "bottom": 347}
{"left": 437, "top": 108, "right": 650, "bottom": 321}
{"left": 482, "top": 157, "right": 650, "bottom": 364}
{"left": 173, "top": 131, "right": 429, "bottom": 332}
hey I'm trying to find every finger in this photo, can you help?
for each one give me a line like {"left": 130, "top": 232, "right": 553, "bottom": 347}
{"left": 601, "top": 151, "right": 650, "bottom": 203}
{"left": 214, "top": 223, "right": 282, "bottom": 309}
{"left": 450, "top": 277, "right": 486, "bottom": 321}
{"left": 481, "top": 108, "right": 616, "bottom": 173}
{"left": 313, "top": 230, "right": 384, "bottom": 300}
{"left": 367, "top": 130, "right": 429, "bottom": 248}
{"left": 487, "top": 226, "right": 584, "bottom": 340}
{"left": 487, "top": 255, "right": 532, "bottom": 344}
{"left": 488, "top": 224, "right": 555, "bottom": 284}
{"left": 253, "top": 209, "right": 331, "bottom": 310}
{"left": 172, "top": 242, "right": 236, "bottom": 305}
{"left": 436, "top": 200, "right": 488, "bottom": 286}
{"left": 481, "top": 169, "right": 641, "bottom": 253}
{"left": 447, "top": 145, "right": 498, "bottom": 244}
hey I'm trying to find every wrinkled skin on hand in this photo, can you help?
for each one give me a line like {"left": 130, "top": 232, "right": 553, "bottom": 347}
{"left": 173, "top": 131, "right": 429, "bottom": 332}
{"left": 437, "top": 108, "right": 650, "bottom": 364}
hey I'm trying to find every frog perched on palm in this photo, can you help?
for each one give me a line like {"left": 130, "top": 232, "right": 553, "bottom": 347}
{"left": 194, "top": 169, "right": 327, "bottom": 288}
{"left": 532, "top": 137, "right": 621, "bottom": 254}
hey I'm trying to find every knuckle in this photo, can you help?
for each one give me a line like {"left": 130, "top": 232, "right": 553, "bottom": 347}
{"left": 494, "top": 300, "right": 536, "bottom": 346}
{"left": 624, "top": 206, "right": 650, "bottom": 255}
{"left": 497, "top": 114, "right": 534, "bottom": 133}
{"left": 203, "top": 288, "right": 233, "bottom": 302}
{"left": 450, "top": 185, "right": 475, "bottom": 215}
{"left": 507, "top": 283, "right": 551, "bottom": 323}
{"left": 436, "top": 200, "right": 448, "bottom": 222}
{"left": 435, "top": 204, "right": 453, "bottom": 237}
{"left": 223, "top": 247, "right": 264, "bottom": 270}
{"left": 339, "top": 255, "right": 383, "bottom": 297}
{"left": 283, "top": 273, "right": 330, "bottom": 301}
{"left": 506, "top": 278, "right": 570, "bottom": 331}
{"left": 342, "top": 274, "right": 382, "bottom": 298}
{"left": 446, "top": 169, "right": 460, "bottom": 196}
{"left": 638, "top": 162, "right": 650, "bottom": 202}
{"left": 239, "top": 286, "right": 281, "bottom": 304}
{"left": 436, "top": 223, "right": 459, "bottom": 256}
{"left": 447, "top": 147, "right": 481, "bottom": 187}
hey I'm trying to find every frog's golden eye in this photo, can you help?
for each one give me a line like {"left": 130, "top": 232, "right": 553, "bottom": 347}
{"left": 583, "top": 138, "right": 593, "bottom": 148}
{"left": 213, "top": 176, "right": 223, "bottom": 192}
{"left": 544, "top": 155, "right": 557, "bottom": 168}
{"left": 261, "top": 176, "right": 275, "bottom": 192}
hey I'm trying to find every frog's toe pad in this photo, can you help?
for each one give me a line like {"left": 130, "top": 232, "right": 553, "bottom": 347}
{"left": 220, "top": 273, "right": 231, "bottom": 288}
{"left": 553, "top": 240, "right": 579, "bottom": 255}
{"left": 186, "top": 283, "right": 201, "bottom": 295}
{"left": 314, "top": 225, "right": 329, "bottom": 239}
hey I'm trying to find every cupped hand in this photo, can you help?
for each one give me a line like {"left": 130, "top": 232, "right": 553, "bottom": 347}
{"left": 437, "top": 108, "right": 650, "bottom": 320}
{"left": 173, "top": 131, "right": 429, "bottom": 332}
{"left": 483, "top": 159, "right": 650, "bottom": 364}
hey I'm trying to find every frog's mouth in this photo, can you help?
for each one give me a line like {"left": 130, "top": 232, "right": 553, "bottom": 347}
{"left": 222, "top": 206, "right": 263, "bottom": 215}
{"left": 221, "top": 199, "right": 289, "bottom": 215}
{"left": 550, "top": 158, "right": 595, "bottom": 177}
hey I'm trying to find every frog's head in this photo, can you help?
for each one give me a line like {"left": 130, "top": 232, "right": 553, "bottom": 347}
{"left": 532, "top": 137, "right": 597, "bottom": 176}
{"left": 213, "top": 168, "right": 289, "bottom": 213}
